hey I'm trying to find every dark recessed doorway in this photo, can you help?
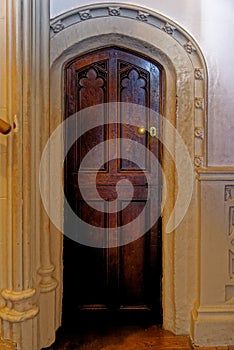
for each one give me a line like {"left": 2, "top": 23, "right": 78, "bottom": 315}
{"left": 62, "top": 47, "right": 163, "bottom": 329}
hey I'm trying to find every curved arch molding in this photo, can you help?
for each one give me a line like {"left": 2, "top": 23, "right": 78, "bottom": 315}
{"left": 50, "top": 3, "right": 208, "bottom": 168}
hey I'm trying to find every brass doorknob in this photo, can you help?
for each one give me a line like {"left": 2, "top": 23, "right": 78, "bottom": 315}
{"left": 0, "top": 118, "right": 11, "bottom": 135}
{"left": 137, "top": 126, "right": 146, "bottom": 135}
{"left": 137, "top": 126, "right": 157, "bottom": 137}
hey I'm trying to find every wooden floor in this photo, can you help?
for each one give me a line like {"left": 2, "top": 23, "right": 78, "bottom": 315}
{"left": 50, "top": 324, "right": 234, "bottom": 350}
{"left": 50, "top": 309, "right": 234, "bottom": 350}
{"left": 53, "top": 324, "right": 192, "bottom": 349}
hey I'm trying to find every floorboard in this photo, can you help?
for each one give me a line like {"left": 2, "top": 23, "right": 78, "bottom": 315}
{"left": 48, "top": 318, "right": 234, "bottom": 350}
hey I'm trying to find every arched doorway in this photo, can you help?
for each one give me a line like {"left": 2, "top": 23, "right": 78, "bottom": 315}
{"left": 62, "top": 46, "right": 163, "bottom": 326}
{"left": 48, "top": 2, "right": 207, "bottom": 346}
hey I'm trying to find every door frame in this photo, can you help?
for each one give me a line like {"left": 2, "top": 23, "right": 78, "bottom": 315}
{"left": 63, "top": 46, "right": 164, "bottom": 319}
{"left": 50, "top": 7, "right": 207, "bottom": 336}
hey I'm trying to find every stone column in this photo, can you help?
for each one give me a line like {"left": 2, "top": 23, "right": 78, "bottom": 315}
{"left": 36, "top": 0, "right": 58, "bottom": 347}
{"left": 0, "top": 1, "right": 56, "bottom": 349}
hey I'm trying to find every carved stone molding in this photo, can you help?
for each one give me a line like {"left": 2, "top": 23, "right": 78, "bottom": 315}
{"left": 184, "top": 41, "right": 196, "bottom": 54}
{"left": 108, "top": 7, "right": 121, "bottom": 16}
{"left": 225, "top": 199, "right": 234, "bottom": 302}
{"left": 195, "top": 97, "right": 204, "bottom": 110}
{"left": 194, "top": 156, "right": 203, "bottom": 167}
{"left": 197, "top": 169, "right": 234, "bottom": 182}
{"left": 194, "top": 68, "right": 204, "bottom": 80}
{"left": 50, "top": 20, "right": 64, "bottom": 33}
{"left": 38, "top": 265, "right": 58, "bottom": 293}
{"left": 50, "top": 3, "right": 208, "bottom": 168}
{"left": 0, "top": 305, "right": 39, "bottom": 323}
{"left": 0, "top": 338, "right": 16, "bottom": 350}
{"left": 136, "top": 11, "right": 150, "bottom": 21}
{"left": 229, "top": 250, "right": 234, "bottom": 279}
{"left": 225, "top": 186, "right": 234, "bottom": 201}
{"left": 0, "top": 289, "right": 39, "bottom": 323}
{"left": 194, "top": 127, "right": 204, "bottom": 139}
{"left": 50, "top": 7, "right": 210, "bottom": 345}
{"left": 162, "top": 22, "right": 176, "bottom": 35}
{"left": 79, "top": 10, "right": 92, "bottom": 20}
{"left": 230, "top": 207, "right": 234, "bottom": 235}
{"left": 1, "top": 288, "right": 36, "bottom": 301}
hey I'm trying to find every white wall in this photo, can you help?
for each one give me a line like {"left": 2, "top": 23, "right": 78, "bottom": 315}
{"left": 50, "top": 0, "right": 234, "bottom": 167}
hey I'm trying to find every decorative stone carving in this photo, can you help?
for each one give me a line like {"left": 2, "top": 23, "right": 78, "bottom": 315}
{"left": 137, "top": 11, "right": 150, "bottom": 21}
{"left": 230, "top": 208, "right": 234, "bottom": 233}
{"left": 0, "top": 338, "right": 16, "bottom": 350}
{"left": 162, "top": 22, "right": 176, "bottom": 35}
{"left": 50, "top": 20, "right": 64, "bottom": 33}
{"left": 184, "top": 41, "right": 196, "bottom": 54}
{"left": 225, "top": 205, "right": 234, "bottom": 300}
{"left": 194, "top": 68, "right": 204, "bottom": 80}
{"left": 79, "top": 10, "right": 92, "bottom": 20}
{"left": 225, "top": 186, "right": 234, "bottom": 201}
{"left": 29, "top": 4, "right": 210, "bottom": 349}
{"left": 195, "top": 97, "right": 204, "bottom": 110}
{"left": 49, "top": 3, "right": 207, "bottom": 168}
{"left": 194, "top": 156, "right": 203, "bottom": 167}
{"left": 229, "top": 250, "right": 234, "bottom": 278}
{"left": 194, "top": 127, "right": 204, "bottom": 139}
{"left": 0, "top": 289, "right": 39, "bottom": 322}
{"left": 108, "top": 7, "right": 121, "bottom": 16}
{"left": 38, "top": 265, "right": 58, "bottom": 293}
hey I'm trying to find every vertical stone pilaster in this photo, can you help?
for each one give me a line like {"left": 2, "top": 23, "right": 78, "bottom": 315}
{"left": 0, "top": 1, "right": 56, "bottom": 349}
{"left": 35, "top": 1, "right": 58, "bottom": 347}
{"left": 0, "top": 1, "right": 39, "bottom": 349}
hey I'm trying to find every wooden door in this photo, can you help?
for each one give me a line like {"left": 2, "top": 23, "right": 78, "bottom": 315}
{"left": 63, "top": 47, "right": 163, "bottom": 325}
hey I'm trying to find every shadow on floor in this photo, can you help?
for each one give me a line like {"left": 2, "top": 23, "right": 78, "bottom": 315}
{"left": 49, "top": 313, "right": 192, "bottom": 350}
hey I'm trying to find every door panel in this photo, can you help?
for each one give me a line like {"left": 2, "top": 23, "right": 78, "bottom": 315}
{"left": 63, "top": 47, "right": 162, "bottom": 323}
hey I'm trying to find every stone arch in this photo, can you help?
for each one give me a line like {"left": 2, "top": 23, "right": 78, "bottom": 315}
{"left": 48, "top": 1, "right": 207, "bottom": 345}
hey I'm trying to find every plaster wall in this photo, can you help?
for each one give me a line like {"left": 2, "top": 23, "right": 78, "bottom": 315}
{"left": 50, "top": 0, "right": 234, "bottom": 167}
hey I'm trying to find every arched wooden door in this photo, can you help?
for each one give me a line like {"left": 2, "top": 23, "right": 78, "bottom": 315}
{"left": 63, "top": 47, "right": 163, "bottom": 325}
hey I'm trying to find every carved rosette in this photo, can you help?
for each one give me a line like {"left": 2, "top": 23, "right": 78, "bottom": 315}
{"left": 194, "top": 156, "right": 203, "bottom": 168}
{"left": 79, "top": 10, "right": 92, "bottom": 20}
{"left": 194, "top": 68, "right": 204, "bottom": 80}
{"left": 137, "top": 11, "right": 150, "bottom": 21}
{"left": 195, "top": 97, "right": 204, "bottom": 110}
{"left": 50, "top": 20, "right": 64, "bottom": 33}
{"left": 109, "top": 7, "right": 121, "bottom": 16}
{"left": 162, "top": 22, "right": 176, "bottom": 35}
{"left": 184, "top": 41, "right": 196, "bottom": 54}
{"left": 194, "top": 127, "right": 204, "bottom": 139}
